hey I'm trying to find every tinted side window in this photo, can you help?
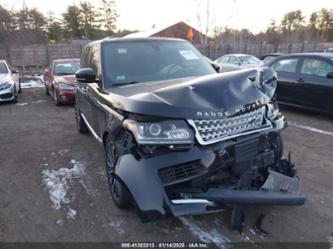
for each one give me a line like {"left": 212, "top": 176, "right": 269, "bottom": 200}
{"left": 301, "top": 58, "right": 333, "bottom": 77}
{"left": 273, "top": 58, "right": 299, "bottom": 73}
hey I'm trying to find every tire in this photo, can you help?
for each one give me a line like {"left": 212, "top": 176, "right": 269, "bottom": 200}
{"left": 273, "top": 133, "right": 283, "bottom": 160}
{"left": 45, "top": 85, "right": 49, "bottom": 96}
{"left": 53, "top": 90, "right": 61, "bottom": 106}
{"left": 104, "top": 135, "right": 131, "bottom": 209}
{"left": 12, "top": 86, "right": 18, "bottom": 103}
{"left": 18, "top": 82, "right": 22, "bottom": 93}
{"left": 74, "top": 100, "right": 88, "bottom": 133}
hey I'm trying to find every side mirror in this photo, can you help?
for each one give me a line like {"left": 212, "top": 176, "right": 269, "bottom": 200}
{"left": 211, "top": 63, "right": 221, "bottom": 73}
{"left": 327, "top": 72, "right": 333, "bottom": 79}
{"left": 12, "top": 69, "right": 19, "bottom": 74}
{"left": 76, "top": 68, "right": 96, "bottom": 83}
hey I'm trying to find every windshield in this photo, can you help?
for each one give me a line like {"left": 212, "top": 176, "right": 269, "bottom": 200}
{"left": 239, "top": 56, "right": 262, "bottom": 65}
{"left": 0, "top": 62, "right": 9, "bottom": 74}
{"left": 54, "top": 61, "right": 80, "bottom": 75}
{"left": 102, "top": 40, "right": 216, "bottom": 86}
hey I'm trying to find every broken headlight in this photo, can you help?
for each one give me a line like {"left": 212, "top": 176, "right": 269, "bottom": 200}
{"left": 123, "top": 120, "right": 194, "bottom": 145}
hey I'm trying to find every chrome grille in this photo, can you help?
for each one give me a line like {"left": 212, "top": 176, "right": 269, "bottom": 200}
{"left": 188, "top": 107, "right": 267, "bottom": 145}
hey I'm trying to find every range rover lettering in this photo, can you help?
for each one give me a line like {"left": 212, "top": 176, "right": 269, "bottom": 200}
{"left": 74, "top": 37, "right": 305, "bottom": 230}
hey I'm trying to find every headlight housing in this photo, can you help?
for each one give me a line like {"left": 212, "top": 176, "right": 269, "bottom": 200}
{"left": 56, "top": 83, "right": 74, "bottom": 90}
{"left": 0, "top": 82, "right": 12, "bottom": 91}
{"left": 124, "top": 120, "right": 194, "bottom": 145}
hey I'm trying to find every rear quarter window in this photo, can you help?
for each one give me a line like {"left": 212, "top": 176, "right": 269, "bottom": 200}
{"left": 301, "top": 58, "right": 333, "bottom": 77}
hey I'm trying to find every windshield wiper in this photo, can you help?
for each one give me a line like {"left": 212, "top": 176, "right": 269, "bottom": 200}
{"left": 114, "top": 81, "right": 140, "bottom": 86}
{"left": 56, "top": 73, "right": 74, "bottom": 76}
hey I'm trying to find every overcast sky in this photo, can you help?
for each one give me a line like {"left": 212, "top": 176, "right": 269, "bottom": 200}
{"left": 1, "top": 0, "right": 333, "bottom": 33}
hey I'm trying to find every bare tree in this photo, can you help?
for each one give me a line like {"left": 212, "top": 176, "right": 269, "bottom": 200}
{"left": 195, "top": 0, "right": 216, "bottom": 45}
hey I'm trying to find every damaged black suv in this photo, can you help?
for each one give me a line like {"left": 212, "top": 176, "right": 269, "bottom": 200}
{"left": 75, "top": 37, "right": 305, "bottom": 230}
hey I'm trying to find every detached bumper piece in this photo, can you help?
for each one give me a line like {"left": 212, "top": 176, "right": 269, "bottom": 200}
{"left": 192, "top": 189, "right": 305, "bottom": 205}
{"left": 192, "top": 170, "right": 305, "bottom": 205}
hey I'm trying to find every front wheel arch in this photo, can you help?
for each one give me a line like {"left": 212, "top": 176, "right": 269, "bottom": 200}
{"left": 104, "top": 134, "right": 133, "bottom": 209}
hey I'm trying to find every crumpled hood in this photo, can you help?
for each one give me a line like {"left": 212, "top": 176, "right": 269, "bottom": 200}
{"left": 0, "top": 74, "right": 12, "bottom": 85}
{"left": 102, "top": 67, "right": 277, "bottom": 119}
{"left": 54, "top": 75, "right": 75, "bottom": 85}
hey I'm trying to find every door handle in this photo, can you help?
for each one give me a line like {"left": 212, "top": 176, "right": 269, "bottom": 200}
{"left": 297, "top": 78, "right": 305, "bottom": 83}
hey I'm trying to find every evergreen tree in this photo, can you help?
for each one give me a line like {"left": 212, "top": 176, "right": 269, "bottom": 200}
{"left": 62, "top": 5, "right": 83, "bottom": 38}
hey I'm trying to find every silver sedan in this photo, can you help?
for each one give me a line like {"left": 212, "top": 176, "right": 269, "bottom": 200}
{"left": 214, "top": 54, "right": 263, "bottom": 72}
{"left": 0, "top": 60, "right": 20, "bottom": 103}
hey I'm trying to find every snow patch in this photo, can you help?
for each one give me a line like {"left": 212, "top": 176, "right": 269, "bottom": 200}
{"left": 21, "top": 80, "right": 44, "bottom": 88}
{"left": 67, "top": 208, "right": 77, "bottom": 220}
{"left": 32, "top": 99, "right": 47, "bottom": 104}
{"left": 249, "top": 228, "right": 266, "bottom": 239}
{"left": 289, "top": 122, "right": 333, "bottom": 137}
{"left": 240, "top": 233, "right": 251, "bottom": 241}
{"left": 109, "top": 220, "right": 125, "bottom": 236}
{"left": 328, "top": 233, "right": 333, "bottom": 249}
{"left": 179, "top": 217, "right": 230, "bottom": 249}
{"left": 41, "top": 159, "right": 86, "bottom": 213}
{"left": 56, "top": 219, "right": 64, "bottom": 226}
{"left": 58, "top": 149, "right": 70, "bottom": 156}
{"left": 16, "top": 102, "right": 28, "bottom": 106}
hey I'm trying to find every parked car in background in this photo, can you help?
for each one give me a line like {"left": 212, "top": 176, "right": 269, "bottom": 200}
{"left": 204, "top": 56, "right": 221, "bottom": 72}
{"left": 260, "top": 53, "right": 285, "bottom": 63}
{"left": 214, "top": 54, "right": 263, "bottom": 72}
{"left": 44, "top": 58, "right": 80, "bottom": 106}
{"left": 265, "top": 53, "right": 333, "bottom": 114}
{"left": 74, "top": 37, "right": 305, "bottom": 230}
{"left": 0, "top": 60, "right": 20, "bottom": 103}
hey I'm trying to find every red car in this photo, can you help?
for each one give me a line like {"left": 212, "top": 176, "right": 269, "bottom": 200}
{"left": 43, "top": 59, "right": 80, "bottom": 105}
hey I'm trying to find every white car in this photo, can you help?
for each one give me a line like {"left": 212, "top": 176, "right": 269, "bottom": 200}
{"left": 214, "top": 54, "right": 263, "bottom": 72}
{"left": 0, "top": 60, "right": 21, "bottom": 103}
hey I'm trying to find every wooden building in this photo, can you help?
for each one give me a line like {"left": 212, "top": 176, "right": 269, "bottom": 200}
{"left": 126, "top": 21, "right": 210, "bottom": 45}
